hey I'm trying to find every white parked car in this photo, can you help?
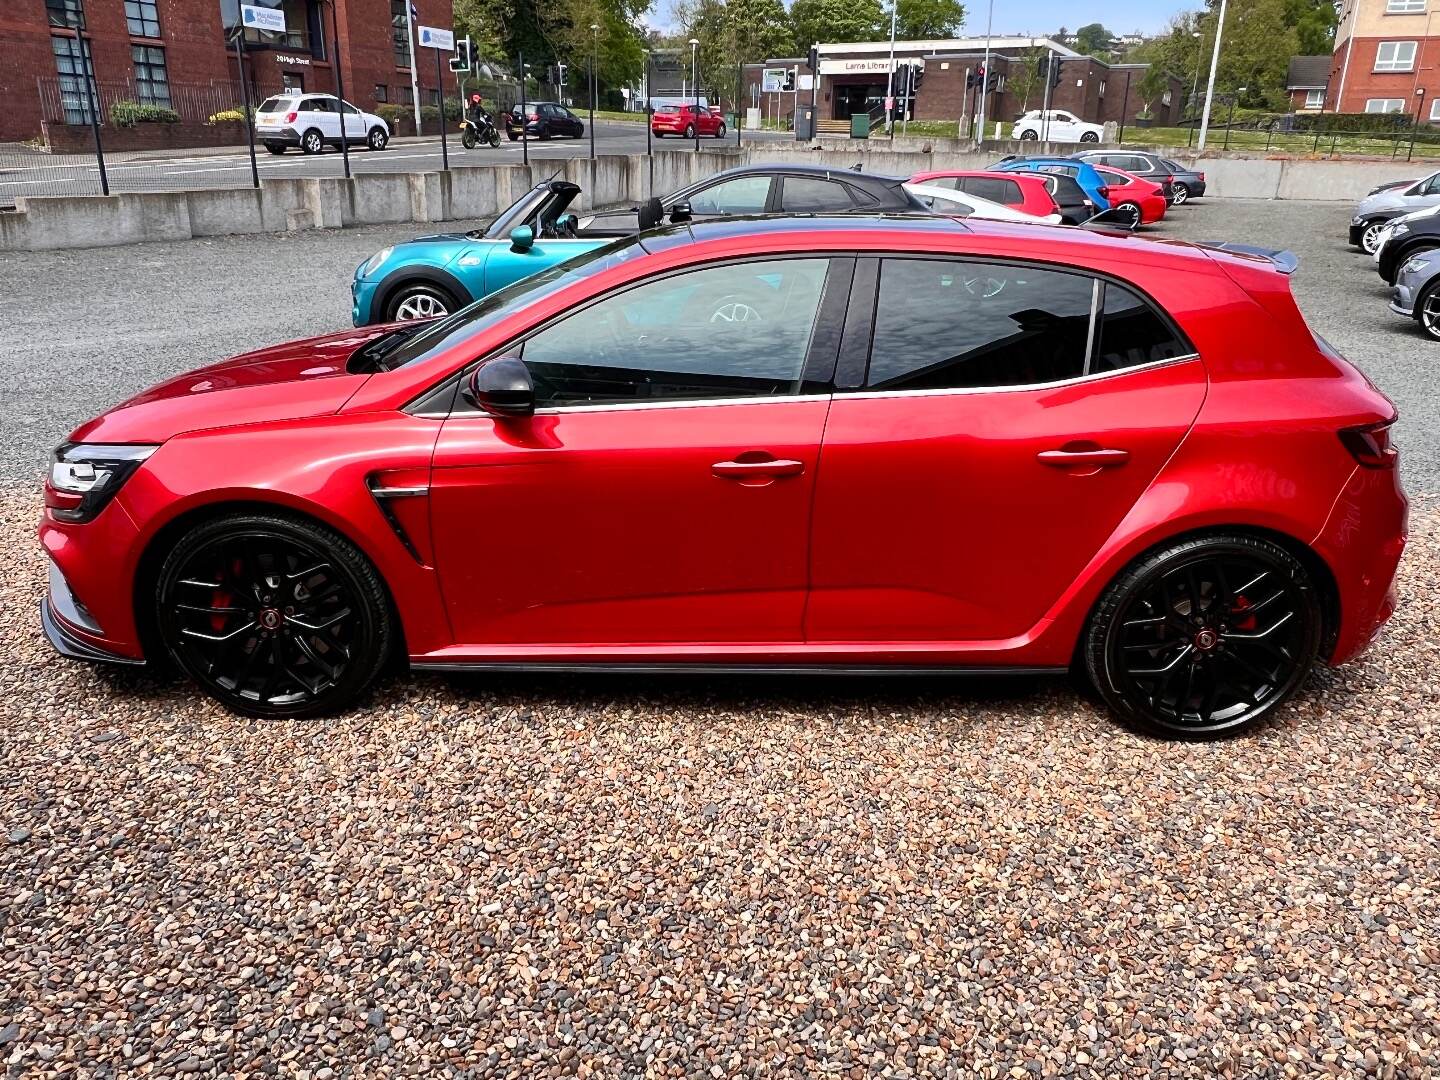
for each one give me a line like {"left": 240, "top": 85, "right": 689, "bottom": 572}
{"left": 255, "top": 93, "right": 390, "bottom": 155}
{"left": 1350, "top": 171, "right": 1440, "bottom": 254}
{"left": 904, "top": 181, "right": 1064, "bottom": 225}
{"left": 1009, "top": 109, "right": 1104, "bottom": 144}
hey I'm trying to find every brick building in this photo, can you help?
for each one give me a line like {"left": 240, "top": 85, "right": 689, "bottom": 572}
{"left": 0, "top": 0, "right": 454, "bottom": 147}
{"left": 741, "top": 38, "right": 1183, "bottom": 134}
{"left": 1327, "top": 0, "right": 1440, "bottom": 119}
{"left": 1286, "top": 55, "right": 1331, "bottom": 112}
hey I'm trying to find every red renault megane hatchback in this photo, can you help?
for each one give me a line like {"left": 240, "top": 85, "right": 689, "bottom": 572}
{"left": 40, "top": 216, "right": 1406, "bottom": 738}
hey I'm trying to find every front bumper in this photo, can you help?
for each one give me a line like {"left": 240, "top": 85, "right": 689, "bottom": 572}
{"left": 351, "top": 275, "right": 378, "bottom": 326}
{"left": 1390, "top": 280, "right": 1418, "bottom": 317}
{"left": 41, "top": 597, "right": 145, "bottom": 666}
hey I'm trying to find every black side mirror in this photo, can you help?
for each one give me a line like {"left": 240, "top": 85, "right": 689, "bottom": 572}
{"left": 464, "top": 356, "right": 534, "bottom": 418}
{"left": 668, "top": 200, "right": 692, "bottom": 223}
{"left": 637, "top": 196, "right": 664, "bottom": 229}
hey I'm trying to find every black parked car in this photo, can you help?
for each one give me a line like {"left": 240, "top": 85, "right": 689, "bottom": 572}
{"left": 506, "top": 101, "right": 585, "bottom": 140}
{"left": 577, "top": 164, "right": 929, "bottom": 235}
{"left": 1376, "top": 210, "right": 1440, "bottom": 284}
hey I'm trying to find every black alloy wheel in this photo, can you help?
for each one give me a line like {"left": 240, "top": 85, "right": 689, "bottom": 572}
{"left": 1085, "top": 535, "right": 1321, "bottom": 738}
{"left": 1417, "top": 280, "right": 1440, "bottom": 341}
{"left": 1116, "top": 201, "right": 1143, "bottom": 227}
{"left": 155, "top": 514, "right": 391, "bottom": 718}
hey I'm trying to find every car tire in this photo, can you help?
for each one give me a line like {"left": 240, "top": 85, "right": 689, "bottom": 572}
{"left": 1080, "top": 131, "right": 1100, "bottom": 143}
{"left": 1414, "top": 279, "right": 1440, "bottom": 341}
{"left": 538, "top": 125, "right": 552, "bottom": 140}
{"left": 715, "top": 122, "right": 726, "bottom": 138}
{"left": 1360, "top": 220, "right": 1389, "bottom": 255}
{"left": 575, "top": 123, "right": 584, "bottom": 138}
{"left": 684, "top": 123, "right": 696, "bottom": 139}
{"left": 1020, "top": 129, "right": 1039, "bottom": 140}
{"left": 264, "top": 142, "right": 286, "bottom": 155}
{"left": 367, "top": 126, "right": 388, "bottom": 151}
{"left": 1084, "top": 534, "right": 1322, "bottom": 739}
{"left": 300, "top": 128, "right": 324, "bottom": 154}
{"left": 1117, "top": 201, "right": 1143, "bottom": 227}
{"left": 384, "top": 281, "right": 461, "bottom": 322}
{"left": 507, "top": 131, "right": 518, "bottom": 141}
{"left": 1171, "top": 183, "right": 1190, "bottom": 205}
{"left": 154, "top": 512, "right": 393, "bottom": 719}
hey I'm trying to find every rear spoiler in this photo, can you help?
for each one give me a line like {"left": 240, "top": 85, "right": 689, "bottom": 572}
{"left": 1196, "top": 241, "right": 1298, "bottom": 275}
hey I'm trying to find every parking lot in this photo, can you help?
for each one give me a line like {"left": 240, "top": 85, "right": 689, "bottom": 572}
{"left": 2, "top": 199, "right": 1438, "bottom": 1077}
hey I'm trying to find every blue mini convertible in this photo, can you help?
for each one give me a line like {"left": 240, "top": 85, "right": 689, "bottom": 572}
{"left": 351, "top": 180, "right": 608, "bottom": 325}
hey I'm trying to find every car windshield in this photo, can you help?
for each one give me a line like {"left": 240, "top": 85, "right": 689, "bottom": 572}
{"left": 361, "top": 237, "right": 652, "bottom": 371}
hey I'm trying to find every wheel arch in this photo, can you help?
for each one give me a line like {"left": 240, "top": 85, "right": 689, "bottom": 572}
{"left": 372, "top": 265, "right": 472, "bottom": 323}
{"left": 131, "top": 496, "right": 410, "bottom": 670}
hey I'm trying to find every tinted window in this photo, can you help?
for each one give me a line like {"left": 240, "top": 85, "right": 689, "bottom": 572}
{"left": 780, "top": 177, "right": 854, "bottom": 212}
{"left": 1036, "top": 164, "right": 1079, "bottom": 178}
{"left": 925, "top": 176, "right": 961, "bottom": 190}
{"left": 687, "top": 175, "right": 771, "bottom": 214}
{"left": 258, "top": 97, "right": 292, "bottom": 113}
{"left": 867, "top": 259, "right": 1096, "bottom": 390}
{"left": 959, "top": 176, "right": 1020, "bottom": 204}
{"left": 1092, "top": 283, "right": 1188, "bottom": 373}
{"left": 519, "top": 258, "right": 830, "bottom": 406}
{"left": 302, "top": 98, "right": 332, "bottom": 112}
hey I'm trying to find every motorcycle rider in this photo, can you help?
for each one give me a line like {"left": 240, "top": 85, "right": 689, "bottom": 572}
{"left": 465, "top": 92, "right": 490, "bottom": 134}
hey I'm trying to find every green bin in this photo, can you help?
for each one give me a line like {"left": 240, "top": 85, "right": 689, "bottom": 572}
{"left": 850, "top": 113, "right": 870, "bottom": 139}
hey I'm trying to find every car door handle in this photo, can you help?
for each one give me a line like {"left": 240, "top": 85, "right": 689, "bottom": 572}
{"left": 1036, "top": 448, "right": 1130, "bottom": 468}
{"left": 712, "top": 458, "right": 805, "bottom": 480}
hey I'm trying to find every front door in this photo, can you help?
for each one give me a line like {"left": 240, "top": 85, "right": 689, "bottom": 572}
{"left": 429, "top": 255, "right": 844, "bottom": 648}
{"left": 808, "top": 256, "right": 1207, "bottom": 645}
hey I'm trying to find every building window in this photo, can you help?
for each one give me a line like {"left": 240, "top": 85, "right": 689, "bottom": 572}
{"left": 1375, "top": 41, "right": 1417, "bottom": 71}
{"left": 51, "top": 34, "right": 95, "bottom": 124}
{"left": 1365, "top": 97, "right": 1407, "bottom": 112}
{"left": 375, "top": 84, "right": 388, "bottom": 102}
{"left": 47, "top": 0, "right": 84, "bottom": 29}
{"left": 132, "top": 45, "right": 171, "bottom": 106}
{"left": 282, "top": 71, "right": 304, "bottom": 93}
{"left": 392, "top": 0, "right": 412, "bottom": 68}
{"left": 1387, "top": 0, "right": 1426, "bottom": 12}
{"left": 1304, "top": 88, "right": 1325, "bottom": 108}
{"left": 125, "top": 0, "right": 161, "bottom": 37}
{"left": 223, "top": 0, "right": 313, "bottom": 53}
{"left": 1430, "top": 98, "right": 1440, "bottom": 121}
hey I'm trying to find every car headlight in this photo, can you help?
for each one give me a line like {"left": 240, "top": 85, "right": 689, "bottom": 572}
{"left": 1353, "top": 214, "right": 1364, "bottom": 224}
{"left": 46, "top": 444, "right": 156, "bottom": 523}
{"left": 1392, "top": 223, "right": 1410, "bottom": 237}
{"left": 1401, "top": 256, "right": 1430, "bottom": 277}
{"left": 360, "top": 246, "right": 394, "bottom": 278}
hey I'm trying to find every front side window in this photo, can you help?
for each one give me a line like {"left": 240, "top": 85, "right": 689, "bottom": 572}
{"left": 50, "top": 34, "right": 94, "bottom": 125}
{"left": 779, "top": 177, "right": 854, "bottom": 212}
{"left": 47, "top": 0, "right": 83, "bottom": 28}
{"left": 1375, "top": 41, "right": 1417, "bottom": 71}
{"left": 125, "top": 0, "right": 161, "bottom": 36}
{"left": 132, "top": 45, "right": 171, "bottom": 106}
{"left": 686, "top": 175, "right": 771, "bottom": 215}
{"left": 519, "top": 258, "right": 830, "bottom": 407}
{"left": 867, "top": 259, "right": 1096, "bottom": 391}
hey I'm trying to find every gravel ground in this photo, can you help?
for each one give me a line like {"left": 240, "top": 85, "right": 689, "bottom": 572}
{"left": 0, "top": 197, "right": 1437, "bottom": 488}
{"left": 2, "top": 480, "right": 1439, "bottom": 1075}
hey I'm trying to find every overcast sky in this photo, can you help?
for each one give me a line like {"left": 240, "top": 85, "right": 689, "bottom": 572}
{"left": 646, "top": 0, "right": 1193, "bottom": 38}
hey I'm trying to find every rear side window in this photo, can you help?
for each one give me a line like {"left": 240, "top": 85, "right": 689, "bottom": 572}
{"left": 866, "top": 259, "right": 1095, "bottom": 390}
{"left": 1092, "top": 283, "right": 1189, "bottom": 372}
{"left": 779, "top": 176, "right": 855, "bottom": 212}
{"left": 258, "top": 97, "right": 292, "bottom": 113}
{"left": 959, "top": 176, "right": 1020, "bottom": 204}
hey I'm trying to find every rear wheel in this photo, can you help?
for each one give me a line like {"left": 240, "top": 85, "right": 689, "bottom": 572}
{"left": 1171, "top": 183, "right": 1190, "bottom": 205}
{"left": 1084, "top": 535, "right": 1321, "bottom": 739}
{"left": 507, "top": 130, "right": 518, "bottom": 141}
{"left": 1020, "top": 129, "right": 1039, "bottom": 140}
{"left": 300, "top": 128, "right": 324, "bottom": 154}
{"left": 1116, "top": 201, "right": 1143, "bottom": 227}
{"left": 384, "top": 281, "right": 460, "bottom": 322}
{"left": 1416, "top": 280, "right": 1440, "bottom": 341}
{"left": 264, "top": 142, "right": 286, "bottom": 155}
{"left": 538, "top": 125, "right": 552, "bottom": 141}
{"left": 715, "top": 122, "right": 726, "bottom": 138}
{"left": 155, "top": 513, "right": 392, "bottom": 718}
{"left": 684, "top": 123, "right": 696, "bottom": 139}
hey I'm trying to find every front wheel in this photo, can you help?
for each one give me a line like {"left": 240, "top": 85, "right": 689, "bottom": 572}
{"left": 1019, "top": 129, "right": 1039, "bottom": 141}
{"left": 154, "top": 513, "right": 393, "bottom": 718}
{"left": 684, "top": 123, "right": 696, "bottom": 139}
{"left": 300, "top": 128, "right": 324, "bottom": 154}
{"left": 715, "top": 122, "right": 726, "bottom": 138}
{"left": 367, "top": 127, "right": 388, "bottom": 151}
{"left": 1171, "top": 183, "right": 1190, "bottom": 205}
{"left": 1080, "top": 130, "right": 1100, "bottom": 143}
{"left": 1416, "top": 280, "right": 1440, "bottom": 341}
{"left": 384, "top": 281, "right": 460, "bottom": 321}
{"left": 487, "top": 130, "right": 501, "bottom": 148}
{"left": 507, "top": 131, "right": 518, "bottom": 142}
{"left": 1360, "top": 220, "right": 1388, "bottom": 255}
{"left": 1084, "top": 535, "right": 1321, "bottom": 739}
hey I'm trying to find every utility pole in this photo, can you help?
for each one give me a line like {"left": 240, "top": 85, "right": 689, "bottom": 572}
{"left": 1196, "top": 0, "right": 1228, "bottom": 151}
{"left": 884, "top": 0, "right": 898, "bottom": 133}
{"left": 975, "top": 0, "right": 994, "bottom": 143}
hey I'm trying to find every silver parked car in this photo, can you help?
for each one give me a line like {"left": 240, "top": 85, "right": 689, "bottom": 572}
{"left": 1350, "top": 171, "right": 1440, "bottom": 253}
{"left": 1390, "top": 246, "right": 1440, "bottom": 341}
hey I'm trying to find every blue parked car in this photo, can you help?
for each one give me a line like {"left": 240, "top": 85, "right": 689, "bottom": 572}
{"left": 991, "top": 157, "right": 1113, "bottom": 214}
{"left": 352, "top": 180, "right": 608, "bottom": 325}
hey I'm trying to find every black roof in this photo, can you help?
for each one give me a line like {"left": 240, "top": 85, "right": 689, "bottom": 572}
{"left": 1286, "top": 55, "right": 1331, "bottom": 90}
{"left": 696, "top": 162, "right": 910, "bottom": 190}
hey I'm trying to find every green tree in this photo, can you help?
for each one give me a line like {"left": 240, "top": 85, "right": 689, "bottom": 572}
{"left": 1073, "top": 22, "right": 1115, "bottom": 58}
{"left": 1006, "top": 45, "right": 1047, "bottom": 112}
{"left": 895, "top": 0, "right": 966, "bottom": 40}
{"left": 1284, "top": 0, "right": 1337, "bottom": 55}
{"left": 790, "top": 0, "right": 885, "bottom": 50}
{"left": 454, "top": 0, "right": 646, "bottom": 87}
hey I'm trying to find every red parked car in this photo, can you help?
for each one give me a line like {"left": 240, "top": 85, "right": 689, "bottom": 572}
{"left": 652, "top": 102, "right": 725, "bottom": 139}
{"left": 1092, "top": 165, "right": 1168, "bottom": 226}
{"left": 908, "top": 171, "right": 1061, "bottom": 220}
{"left": 40, "top": 217, "right": 1406, "bottom": 738}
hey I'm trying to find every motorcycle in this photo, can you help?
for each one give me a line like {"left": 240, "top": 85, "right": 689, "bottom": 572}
{"left": 460, "top": 115, "right": 501, "bottom": 149}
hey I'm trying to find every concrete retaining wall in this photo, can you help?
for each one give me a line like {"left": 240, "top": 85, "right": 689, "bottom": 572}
{"left": 0, "top": 146, "right": 1421, "bottom": 252}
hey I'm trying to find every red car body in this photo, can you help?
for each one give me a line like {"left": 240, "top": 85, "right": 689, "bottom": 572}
{"left": 908, "top": 171, "right": 1061, "bottom": 219}
{"left": 40, "top": 217, "right": 1406, "bottom": 735}
{"left": 1093, "top": 165, "right": 1168, "bottom": 225}
{"left": 652, "top": 103, "right": 724, "bottom": 138}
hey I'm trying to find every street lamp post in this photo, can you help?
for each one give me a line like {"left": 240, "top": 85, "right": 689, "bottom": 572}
{"left": 690, "top": 38, "right": 701, "bottom": 152}
{"left": 1196, "top": 0, "right": 1229, "bottom": 151}
{"left": 884, "top": 0, "right": 898, "bottom": 134}
{"left": 590, "top": 24, "right": 599, "bottom": 160}
{"left": 975, "top": 0, "right": 994, "bottom": 143}
{"left": 1187, "top": 29, "right": 1203, "bottom": 147}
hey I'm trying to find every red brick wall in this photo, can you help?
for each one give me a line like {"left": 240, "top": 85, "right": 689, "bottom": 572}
{"left": 1329, "top": 35, "right": 1437, "bottom": 118}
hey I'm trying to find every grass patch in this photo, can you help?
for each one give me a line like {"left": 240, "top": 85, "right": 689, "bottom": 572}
{"left": 1123, "top": 125, "right": 1440, "bottom": 159}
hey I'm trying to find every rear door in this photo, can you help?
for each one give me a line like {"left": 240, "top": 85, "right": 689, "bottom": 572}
{"left": 808, "top": 256, "right": 1206, "bottom": 645}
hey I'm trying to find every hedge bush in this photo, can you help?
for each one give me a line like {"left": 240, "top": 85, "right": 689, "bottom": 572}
{"left": 1288, "top": 111, "right": 1416, "bottom": 133}
{"left": 109, "top": 100, "right": 180, "bottom": 127}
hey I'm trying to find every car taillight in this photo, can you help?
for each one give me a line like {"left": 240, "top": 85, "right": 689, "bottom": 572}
{"left": 1339, "top": 419, "right": 1399, "bottom": 469}
{"left": 1097, "top": 185, "right": 1109, "bottom": 200}
{"left": 528, "top": 113, "right": 539, "bottom": 121}
{"left": 285, "top": 111, "right": 297, "bottom": 123}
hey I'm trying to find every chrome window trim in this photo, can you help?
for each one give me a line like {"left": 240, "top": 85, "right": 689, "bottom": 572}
{"left": 845, "top": 352, "right": 1201, "bottom": 401}
{"left": 435, "top": 393, "right": 836, "bottom": 421}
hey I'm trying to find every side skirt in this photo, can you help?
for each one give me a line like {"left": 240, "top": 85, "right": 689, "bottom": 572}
{"left": 411, "top": 661, "right": 1068, "bottom": 677}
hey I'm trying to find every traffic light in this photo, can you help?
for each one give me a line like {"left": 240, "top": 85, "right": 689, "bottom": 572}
{"left": 912, "top": 65, "right": 924, "bottom": 93}
{"left": 783, "top": 67, "right": 795, "bottom": 92}
{"left": 894, "top": 65, "right": 909, "bottom": 98}
{"left": 1050, "top": 55, "right": 1064, "bottom": 89}
{"left": 807, "top": 45, "right": 818, "bottom": 72}
{"left": 556, "top": 62, "right": 567, "bottom": 87}
{"left": 968, "top": 63, "right": 984, "bottom": 89}
{"left": 448, "top": 36, "right": 474, "bottom": 73}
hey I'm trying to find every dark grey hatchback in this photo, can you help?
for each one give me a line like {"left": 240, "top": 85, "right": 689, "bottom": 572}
{"left": 1074, "top": 150, "right": 1207, "bottom": 204}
